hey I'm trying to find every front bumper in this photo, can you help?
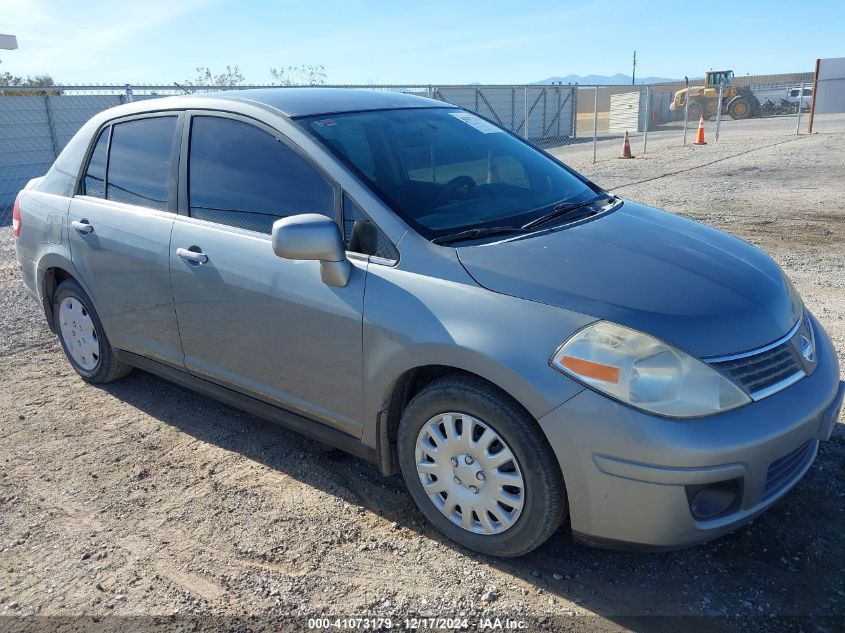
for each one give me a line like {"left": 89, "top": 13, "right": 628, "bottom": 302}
{"left": 538, "top": 312, "right": 843, "bottom": 549}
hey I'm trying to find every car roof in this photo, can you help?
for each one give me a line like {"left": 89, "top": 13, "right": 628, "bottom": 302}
{"left": 194, "top": 87, "right": 450, "bottom": 117}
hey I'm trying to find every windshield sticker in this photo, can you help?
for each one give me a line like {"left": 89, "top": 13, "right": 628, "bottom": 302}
{"left": 449, "top": 112, "right": 503, "bottom": 134}
{"left": 314, "top": 118, "right": 337, "bottom": 127}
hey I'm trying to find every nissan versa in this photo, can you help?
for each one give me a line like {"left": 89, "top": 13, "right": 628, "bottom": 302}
{"left": 13, "top": 89, "right": 843, "bottom": 557}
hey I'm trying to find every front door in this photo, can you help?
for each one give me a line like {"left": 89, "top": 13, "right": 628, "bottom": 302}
{"left": 68, "top": 114, "right": 184, "bottom": 368}
{"left": 169, "top": 114, "right": 366, "bottom": 436}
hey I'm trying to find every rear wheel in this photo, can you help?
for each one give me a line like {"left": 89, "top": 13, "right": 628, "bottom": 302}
{"left": 54, "top": 279, "right": 131, "bottom": 383}
{"left": 397, "top": 375, "right": 567, "bottom": 557}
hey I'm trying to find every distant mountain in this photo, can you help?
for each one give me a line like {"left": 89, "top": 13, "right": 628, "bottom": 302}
{"left": 535, "top": 73, "right": 678, "bottom": 85}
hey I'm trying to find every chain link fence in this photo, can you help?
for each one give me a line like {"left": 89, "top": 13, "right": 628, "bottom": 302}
{"left": 2, "top": 77, "right": 844, "bottom": 259}
{"left": 564, "top": 76, "right": 845, "bottom": 157}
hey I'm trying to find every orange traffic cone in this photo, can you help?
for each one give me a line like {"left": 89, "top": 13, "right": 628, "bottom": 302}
{"left": 619, "top": 131, "right": 634, "bottom": 158}
{"left": 694, "top": 115, "right": 707, "bottom": 145}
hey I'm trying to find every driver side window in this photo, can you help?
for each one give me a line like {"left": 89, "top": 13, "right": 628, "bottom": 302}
{"left": 343, "top": 193, "right": 398, "bottom": 261}
{"left": 188, "top": 116, "right": 334, "bottom": 234}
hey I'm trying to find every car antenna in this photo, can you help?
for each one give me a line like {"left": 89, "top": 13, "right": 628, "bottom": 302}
{"left": 173, "top": 82, "right": 192, "bottom": 95}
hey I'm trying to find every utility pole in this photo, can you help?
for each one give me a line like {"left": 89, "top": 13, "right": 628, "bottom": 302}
{"left": 632, "top": 50, "right": 636, "bottom": 85}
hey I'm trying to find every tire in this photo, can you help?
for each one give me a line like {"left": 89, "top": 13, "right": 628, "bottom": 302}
{"left": 728, "top": 96, "right": 752, "bottom": 120}
{"left": 397, "top": 375, "right": 567, "bottom": 557}
{"left": 53, "top": 279, "right": 131, "bottom": 383}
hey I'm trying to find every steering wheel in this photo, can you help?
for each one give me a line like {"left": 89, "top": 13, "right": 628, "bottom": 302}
{"left": 434, "top": 175, "right": 476, "bottom": 206}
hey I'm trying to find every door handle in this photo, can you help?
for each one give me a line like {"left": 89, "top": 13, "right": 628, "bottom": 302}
{"left": 176, "top": 247, "right": 208, "bottom": 265}
{"left": 71, "top": 219, "right": 94, "bottom": 235}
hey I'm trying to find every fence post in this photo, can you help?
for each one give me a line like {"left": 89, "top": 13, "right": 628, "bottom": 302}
{"left": 523, "top": 86, "right": 528, "bottom": 140}
{"left": 592, "top": 86, "right": 598, "bottom": 163}
{"left": 43, "top": 94, "right": 59, "bottom": 159}
{"left": 642, "top": 85, "right": 650, "bottom": 155}
{"left": 682, "top": 78, "right": 690, "bottom": 147}
{"left": 808, "top": 58, "right": 820, "bottom": 134}
{"left": 125, "top": 84, "right": 134, "bottom": 103}
{"left": 795, "top": 81, "right": 804, "bottom": 135}
{"left": 715, "top": 81, "right": 724, "bottom": 141}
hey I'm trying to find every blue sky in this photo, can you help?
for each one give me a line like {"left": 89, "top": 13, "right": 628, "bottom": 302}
{"left": 1, "top": 0, "right": 843, "bottom": 84}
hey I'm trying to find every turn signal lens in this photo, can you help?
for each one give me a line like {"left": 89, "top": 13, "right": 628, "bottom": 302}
{"left": 559, "top": 356, "right": 620, "bottom": 384}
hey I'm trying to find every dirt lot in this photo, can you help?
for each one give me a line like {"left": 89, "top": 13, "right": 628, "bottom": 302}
{"left": 1, "top": 130, "right": 843, "bottom": 632}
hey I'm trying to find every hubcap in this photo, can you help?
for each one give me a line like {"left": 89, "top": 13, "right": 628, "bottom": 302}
{"left": 59, "top": 296, "right": 100, "bottom": 371}
{"left": 415, "top": 412, "right": 525, "bottom": 535}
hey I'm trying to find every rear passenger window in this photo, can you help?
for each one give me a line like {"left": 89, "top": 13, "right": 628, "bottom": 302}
{"left": 188, "top": 116, "right": 334, "bottom": 234}
{"left": 106, "top": 117, "right": 177, "bottom": 211}
{"left": 82, "top": 127, "right": 109, "bottom": 198}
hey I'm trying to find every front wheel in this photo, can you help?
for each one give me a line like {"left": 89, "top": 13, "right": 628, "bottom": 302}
{"left": 54, "top": 279, "right": 131, "bottom": 383}
{"left": 397, "top": 375, "right": 567, "bottom": 557}
{"left": 728, "top": 96, "right": 753, "bottom": 120}
{"left": 687, "top": 99, "right": 705, "bottom": 121}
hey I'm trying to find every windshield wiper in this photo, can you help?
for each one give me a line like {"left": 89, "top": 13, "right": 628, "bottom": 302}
{"left": 431, "top": 195, "right": 616, "bottom": 245}
{"left": 431, "top": 226, "right": 530, "bottom": 245}
{"left": 522, "top": 195, "right": 614, "bottom": 230}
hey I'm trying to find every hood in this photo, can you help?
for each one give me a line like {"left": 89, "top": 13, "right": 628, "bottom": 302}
{"left": 457, "top": 201, "right": 801, "bottom": 358}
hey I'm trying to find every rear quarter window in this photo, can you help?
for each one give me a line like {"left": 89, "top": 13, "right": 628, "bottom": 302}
{"left": 82, "top": 127, "right": 109, "bottom": 197}
{"left": 37, "top": 118, "right": 104, "bottom": 197}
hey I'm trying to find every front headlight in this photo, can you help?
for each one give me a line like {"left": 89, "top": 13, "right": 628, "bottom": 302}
{"left": 551, "top": 321, "right": 750, "bottom": 418}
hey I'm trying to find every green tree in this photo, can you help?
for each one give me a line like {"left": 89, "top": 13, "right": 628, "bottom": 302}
{"left": 0, "top": 59, "right": 59, "bottom": 95}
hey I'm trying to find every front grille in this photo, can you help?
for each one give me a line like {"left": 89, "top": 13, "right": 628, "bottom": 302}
{"left": 763, "top": 440, "right": 816, "bottom": 499}
{"left": 711, "top": 342, "right": 803, "bottom": 396}
{"left": 707, "top": 316, "right": 814, "bottom": 400}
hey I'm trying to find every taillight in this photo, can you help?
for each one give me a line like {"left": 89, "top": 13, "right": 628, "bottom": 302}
{"left": 12, "top": 194, "right": 22, "bottom": 238}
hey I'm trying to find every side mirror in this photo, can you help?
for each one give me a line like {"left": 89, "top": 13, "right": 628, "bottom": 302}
{"left": 271, "top": 214, "right": 351, "bottom": 287}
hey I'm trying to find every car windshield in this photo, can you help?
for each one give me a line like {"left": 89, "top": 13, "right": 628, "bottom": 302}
{"left": 300, "top": 108, "right": 599, "bottom": 240}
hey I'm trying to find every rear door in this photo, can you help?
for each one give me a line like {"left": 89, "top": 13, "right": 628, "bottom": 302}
{"left": 168, "top": 113, "right": 367, "bottom": 436}
{"left": 68, "top": 113, "right": 184, "bottom": 368}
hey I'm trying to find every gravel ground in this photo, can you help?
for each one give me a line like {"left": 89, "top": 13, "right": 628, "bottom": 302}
{"left": 1, "top": 131, "right": 843, "bottom": 633}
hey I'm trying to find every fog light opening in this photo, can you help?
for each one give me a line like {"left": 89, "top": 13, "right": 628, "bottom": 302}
{"left": 687, "top": 479, "right": 742, "bottom": 521}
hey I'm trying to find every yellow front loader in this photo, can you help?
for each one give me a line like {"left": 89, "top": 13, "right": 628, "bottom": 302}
{"left": 669, "top": 70, "right": 760, "bottom": 120}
